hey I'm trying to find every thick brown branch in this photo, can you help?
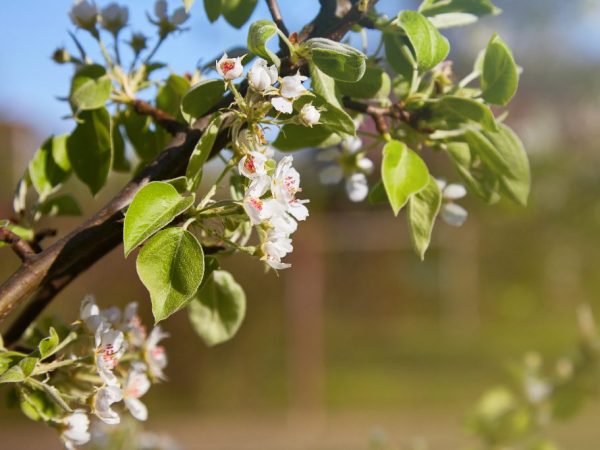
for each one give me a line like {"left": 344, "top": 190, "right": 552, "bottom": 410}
{"left": 0, "top": 228, "right": 36, "bottom": 262}
{"left": 130, "top": 99, "right": 187, "bottom": 135}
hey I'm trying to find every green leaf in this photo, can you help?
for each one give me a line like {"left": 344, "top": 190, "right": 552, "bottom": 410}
{"left": 157, "top": 74, "right": 191, "bottom": 118}
{"left": 273, "top": 124, "right": 339, "bottom": 152}
{"left": 123, "top": 111, "right": 165, "bottom": 161}
{"left": 186, "top": 115, "right": 223, "bottom": 191}
{"left": 69, "top": 64, "right": 112, "bottom": 112}
{"left": 222, "top": 0, "right": 258, "bottom": 28}
{"left": 396, "top": 10, "right": 450, "bottom": 73}
{"left": 111, "top": 122, "right": 130, "bottom": 172}
{"left": 35, "top": 195, "right": 82, "bottom": 218}
{"left": 0, "top": 365, "right": 26, "bottom": 383}
{"left": 481, "top": 124, "right": 530, "bottom": 206}
{"left": 419, "top": 0, "right": 501, "bottom": 17}
{"left": 181, "top": 79, "right": 226, "bottom": 123}
{"left": 427, "top": 12, "right": 478, "bottom": 29}
{"left": 38, "top": 328, "right": 60, "bottom": 359}
{"left": 433, "top": 96, "right": 497, "bottom": 131}
{"left": 383, "top": 33, "right": 416, "bottom": 81}
{"left": 381, "top": 140, "right": 430, "bottom": 215}
{"left": 19, "top": 357, "right": 39, "bottom": 377}
{"left": 304, "top": 38, "right": 367, "bottom": 82}
{"left": 337, "top": 66, "right": 391, "bottom": 99}
{"left": 309, "top": 63, "right": 343, "bottom": 109}
{"left": 188, "top": 270, "right": 246, "bottom": 346}
{"left": 137, "top": 227, "right": 205, "bottom": 323}
{"left": 368, "top": 180, "right": 388, "bottom": 205}
{"left": 183, "top": 0, "right": 195, "bottom": 12}
{"left": 247, "top": 20, "right": 280, "bottom": 67}
{"left": 407, "top": 176, "right": 442, "bottom": 260}
{"left": 465, "top": 130, "right": 511, "bottom": 177}
{"left": 124, "top": 182, "right": 195, "bottom": 256}
{"left": 481, "top": 34, "right": 519, "bottom": 106}
{"left": 294, "top": 94, "right": 356, "bottom": 136}
{"left": 66, "top": 108, "right": 113, "bottom": 196}
{"left": 28, "top": 135, "right": 71, "bottom": 199}
{"left": 204, "top": 0, "right": 222, "bottom": 21}
{"left": 446, "top": 142, "right": 499, "bottom": 204}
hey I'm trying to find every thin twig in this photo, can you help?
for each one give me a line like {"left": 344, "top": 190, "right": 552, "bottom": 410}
{"left": 266, "top": 0, "right": 290, "bottom": 44}
{"left": 130, "top": 99, "right": 187, "bottom": 135}
{"left": 0, "top": 228, "right": 36, "bottom": 262}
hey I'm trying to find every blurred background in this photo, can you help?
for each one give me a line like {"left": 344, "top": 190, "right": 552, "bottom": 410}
{"left": 1, "top": 0, "right": 600, "bottom": 449}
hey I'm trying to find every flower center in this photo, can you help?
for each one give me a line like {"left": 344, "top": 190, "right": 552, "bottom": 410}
{"left": 221, "top": 61, "right": 235, "bottom": 74}
{"left": 248, "top": 197, "right": 263, "bottom": 211}
{"left": 244, "top": 157, "right": 256, "bottom": 173}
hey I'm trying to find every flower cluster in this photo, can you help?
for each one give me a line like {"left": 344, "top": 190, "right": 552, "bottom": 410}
{"left": 150, "top": 0, "right": 189, "bottom": 37}
{"left": 319, "top": 136, "right": 374, "bottom": 202}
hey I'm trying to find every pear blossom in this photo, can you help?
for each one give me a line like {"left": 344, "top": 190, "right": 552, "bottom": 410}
{"left": 69, "top": 0, "right": 98, "bottom": 30}
{"left": 100, "top": 3, "right": 128, "bottom": 35}
{"left": 60, "top": 410, "right": 91, "bottom": 450}
{"left": 238, "top": 151, "right": 269, "bottom": 179}
{"left": 123, "top": 302, "right": 147, "bottom": 348}
{"left": 436, "top": 179, "right": 468, "bottom": 227}
{"left": 123, "top": 364, "right": 151, "bottom": 421}
{"left": 154, "top": 0, "right": 168, "bottom": 19}
{"left": 318, "top": 137, "right": 374, "bottom": 202}
{"left": 94, "top": 325, "right": 126, "bottom": 386}
{"left": 300, "top": 103, "right": 320, "bottom": 127}
{"left": 248, "top": 58, "right": 278, "bottom": 92}
{"left": 93, "top": 385, "right": 123, "bottom": 425}
{"left": 261, "top": 230, "right": 293, "bottom": 270}
{"left": 271, "top": 72, "right": 308, "bottom": 113}
{"left": 270, "top": 156, "right": 309, "bottom": 221}
{"left": 152, "top": 0, "right": 189, "bottom": 35}
{"left": 216, "top": 53, "right": 244, "bottom": 80}
{"left": 144, "top": 326, "right": 169, "bottom": 380}
{"left": 171, "top": 7, "right": 189, "bottom": 25}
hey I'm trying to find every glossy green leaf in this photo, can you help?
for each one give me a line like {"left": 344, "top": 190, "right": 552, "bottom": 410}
{"left": 247, "top": 20, "right": 280, "bottom": 67}
{"left": 35, "top": 195, "right": 82, "bottom": 219}
{"left": 38, "top": 328, "right": 60, "bottom": 359}
{"left": 204, "top": 0, "right": 222, "bottom": 21}
{"left": 383, "top": 33, "right": 416, "bottom": 81}
{"left": 273, "top": 124, "right": 339, "bottom": 152}
{"left": 337, "top": 66, "right": 391, "bottom": 99}
{"left": 304, "top": 38, "right": 367, "bottom": 82}
{"left": 70, "top": 64, "right": 112, "bottom": 112}
{"left": 181, "top": 79, "right": 226, "bottom": 123}
{"left": 123, "top": 111, "right": 165, "bottom": 161}
{"left": 28, "top": 135, "right": 70, "bottom": 199}
{"left": 397, "top": 10, "right": 450, "bottom": 73}
{"left": 482, "top": 124, "right": 530, "bottom": 206}
{"left": 186, "top": 115, "right": 223, "bottom": 191}
{"left": 433, "top": 96, "right": 497, "bottom": 131}
{"left": 222, "top": 0, "right": 258, "bottom": 28}
{"left": 481, "top": 34, "right": 519, "bottom": 106}
{"left": 446, "top": 142, "right": 499, "bottom": 204}
{"left": 381, "top": 140, "right": 430, "bottom": 215}
{"left": 137, "top": 227, "right": 205, "bottom": 323}
{"left": 309, "top": 63, "right": 343, "bottom": 109}
{"left": 188, "top": 270, "right": 246, "bottom": 346}
{"left": 111, "top": 122, "right": 130, "bottom": 172}
{"left": 407, "top": 176, "right": 442, "bottom": 260}
{"left": 419, "top": 0, "right": 500, "bottom": 16}
{"left": 0, "top": 365, "right": 26, "bottom": 383}
{"left": 66, "top": 108, "right": 113, "bottom": 196}
{"left": 124, "top": 182, "right": 195, "bottom": 256}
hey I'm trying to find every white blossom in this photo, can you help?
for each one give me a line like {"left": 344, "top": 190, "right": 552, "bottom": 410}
{"left": 216, "top": 53, "right": 244, "bottom": 80}
{"left": 270, "top": 97, "right": 294, "bottom": 114}
{"left": 271, "top": 72, "right": 308, "bottom": 113}
{"left": 144, "top": 327, "right": 168, "bottom": 380}
{"left": 238, "top": 151, "right": 268, "bottom": 179}
{"left": 270, "top": 156, "right": 309, "bottom": 221}
{"left": 154, "top": 0, "right": 168, "bottom": 19}
{"left": 300, "top": 103, "right": 320, "bottom": 127}
{"left": 94, "top": 325, "right": 126, "bottom": 386}
{"left": 261, "top": 230, "right": 293, "bottom": 270}
{"left": 61, "top": 410, "right": 91, "bottom": 450}
{"left": 171, "top": 7, "right": 188, "bottom": 25}
{"left": 345, "top": 173, "right": 369, "bottom": 202}
{"left": 248, "top": 58, "right": 278, "bottom": 92}
{"left": 100, "top": 3, "right": 128, "bottom": 34}
{"left": 436, "top": 179, "right": 469, "bottom": 227}
{"left": 69, "top": 0, "right": 98, "bottom": 30}
{"left": 123, "top": 364, "right": 151, "bottom": 421}
{"left": 93, "top": 385, "right": 123, "bottom": 425}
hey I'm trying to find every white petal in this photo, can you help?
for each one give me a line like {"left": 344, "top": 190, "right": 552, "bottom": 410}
{"left": 345, "top": 173, "right": 369, "bottom": 202}
{"left": 271, "top": 96, "right": 293, "bottom": 114}
{"left": 441, "top": 203, "right": 468, "bottom": 227}
{"left": 125, "top": 397, "right": 148, "bottom": 421}
{"left": 356, "top": 157, "right": 374, "bottom": 174}
{"left": 288, "top": 201, "right": 309, "bottom": 221}
{"left": 341, "top": 137, "right": 362, "bottom": 154}
{"left": 443, "top": 183, "right": 467, "bottom": 200}
{"left": 435, "top": 178, "right": 447, "bottom": 191}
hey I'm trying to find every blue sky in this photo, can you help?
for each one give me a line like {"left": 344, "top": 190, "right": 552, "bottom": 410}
{"left": 0, "top": 0, "right": 598, "bottom": 138}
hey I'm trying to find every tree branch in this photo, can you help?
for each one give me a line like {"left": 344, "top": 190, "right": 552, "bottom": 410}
{"left": 0, "top": 228, "right": 36, "bottom": 262}
{"left": 265, "top": 0, "right": 290, "bottom": 42}
{"left": 0, "top": 0, "right": 377, "bottom": 346}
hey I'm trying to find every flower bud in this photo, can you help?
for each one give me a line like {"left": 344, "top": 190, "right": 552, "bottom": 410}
{"left": 69, "top": 0, "right": 98, "bottom": 31}
{"left": 52, "top": 47, "right": 71, "bottom": 64}
{"left": 300, "top": 103, "right": 320, "bottom": 127}
{"left": 216, "top": 53, "right": 244, "bottom": 80}
{"left": 171, "top": 7, "right": 189, "bottom": 25}
{"left": 128, "top": 32, "right": 148, "bottom": 55}
{"left": 248, "top": 58, "right": 278, "bottom": 92}
{"left": 100, "top": 3, "right": 129, "bottom": 35}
